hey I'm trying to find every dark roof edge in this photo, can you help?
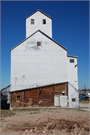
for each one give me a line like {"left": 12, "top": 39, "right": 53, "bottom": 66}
{"left": 67, "top": 55, "right": 78, "bottom": 58}
{"left": 10, "top": 82, "right": 68, "bottom": 93}
{"left": 1, "top": 85, "right": 11, "bottom": 91}
{"left": 10, "top": 30, "right": 39, "bottom": 51}
{"left": 10, "top": 30, "right": 67, "bottom": 51}
{"left": 39, "top": 30, "right": 67, "bottom": 51}
{"left": 25, "top": 9, "right": 52, "bottom": 20}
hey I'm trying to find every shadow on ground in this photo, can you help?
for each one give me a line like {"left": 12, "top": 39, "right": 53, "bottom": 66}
{"left": 1, "top": 100, "right": 10, "bottom": 110}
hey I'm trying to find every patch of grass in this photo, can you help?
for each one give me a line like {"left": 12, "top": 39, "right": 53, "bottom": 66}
{"left": 1, "top": 109, "right": 16, "bottom": 118}
{"left": 30, "top": 111, "right": 40, "bottom": 114}
{"left": 13, "top": 108, "right": 39, "bottom": 112}
{"left": 77, "top": 109, "right": 86, "bottom": 112}
{"left": 9, "top": 107, "right": 87, "bottom": 114}
{"left": 79, "top": 100, "right": 90, "bottom": 103}
{"left": 54, "top": 107, "right": 86, "bottom": 112}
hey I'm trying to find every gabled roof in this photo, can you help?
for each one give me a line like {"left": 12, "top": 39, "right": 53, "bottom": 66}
{"left": 10, "top": 82, "right": 68, "bottom": 93}
{"left": 10, "top": 30, "right": 67, "bottom": 51}
{"left": 25, "top": 9, "right": 52, "bottom": 20}
{"left": 67, "top": 55, "right": 78, "bottom": 58}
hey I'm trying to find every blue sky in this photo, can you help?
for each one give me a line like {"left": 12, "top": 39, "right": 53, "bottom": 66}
{"left": 1, "top": 1, "right": 89, "bottom": 90}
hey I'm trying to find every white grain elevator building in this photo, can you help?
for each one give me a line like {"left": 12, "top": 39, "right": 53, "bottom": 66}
{"left": 10, "top": 10, "right": 79, "bottom": 108}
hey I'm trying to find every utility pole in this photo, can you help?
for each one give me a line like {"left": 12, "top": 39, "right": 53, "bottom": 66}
{"left": 84, "top": 85, "right": 86, "bottom": 95}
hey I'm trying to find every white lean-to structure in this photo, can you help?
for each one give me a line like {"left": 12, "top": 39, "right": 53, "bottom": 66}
{"left": 10, "top": 10, "right": 79, "bottom": 108}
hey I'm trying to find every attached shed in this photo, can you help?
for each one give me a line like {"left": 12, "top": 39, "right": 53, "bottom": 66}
{"left": 10, "top": 82, "right": 68, "bottom": 108}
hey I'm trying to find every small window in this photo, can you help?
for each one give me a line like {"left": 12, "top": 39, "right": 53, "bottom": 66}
{"left": 70, "top": 59, "right": 74, "bottom": 63}
{"left": 17, "top": 95, "right": 20, "bottom": 102}
{"left": 31, "top": 19, "right": 34, "bottom": 24}
{"left": 17, "top": 95, "right": 20, "bottom": 99}
{"left": 37, "top": 42, "right": 41, "bottom": 46}
{"left": 43, "top": 19, "right": 46, "bottom": 24}
{"left": 72, "top": 98, "right": 75, "bottom": 102}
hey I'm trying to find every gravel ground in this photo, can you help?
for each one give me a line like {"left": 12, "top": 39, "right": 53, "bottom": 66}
{"left": 1, "top": 107, "right": 90, "bottom": 135}
{"left": 79, "top": 102, "right": 90, "bottom": 112}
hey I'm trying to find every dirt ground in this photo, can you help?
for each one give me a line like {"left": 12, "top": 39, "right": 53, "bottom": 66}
{"left": 1, "top": 107, "right": 90, "bottom": 135}
{"left": 79, "top": 102, "right": 90, "bottom": 112}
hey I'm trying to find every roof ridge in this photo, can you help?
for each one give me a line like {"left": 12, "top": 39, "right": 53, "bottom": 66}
{"left": 25, "top": 9, "right": 52, "bottom": 20}
{"left": 10, "top": 82, "right": 68, "bottom": 93}
{"left": 10, "top": 30, "right": 39, "bottom": 51}
{"left": 67, "top": 55, "right": 78, "bottom": 58}
{"left": 10, "top": 30, "right": 67, "bottom": 51}
{"left": 38, "top": 30, "right": 67, "bottom": 51}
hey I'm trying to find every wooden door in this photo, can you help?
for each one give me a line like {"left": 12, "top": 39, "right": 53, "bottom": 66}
{"left": 29, "top": 98, "right": 33, "bottom": 106}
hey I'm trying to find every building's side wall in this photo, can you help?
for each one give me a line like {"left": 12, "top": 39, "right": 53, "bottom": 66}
{"left": 67, "top": 57, "right": 79, "bottom": 108}
{"left": 11, "top": 31, "right": 67, "bottom": 92}
{"left": 26, "top": 11, "right": 52, "bottom": 38}
{"left": 10, "top": 83, "right": 68, "bottom": 108}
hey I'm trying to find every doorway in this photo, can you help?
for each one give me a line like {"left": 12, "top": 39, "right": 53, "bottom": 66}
{"left": 29, "top": 98, "right": 33, "bottom": 106}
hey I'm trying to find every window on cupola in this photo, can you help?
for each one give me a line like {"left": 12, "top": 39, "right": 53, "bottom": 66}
{"left": 43, "top": 19, "right": 46, "bottom": 24}
{"left": 31, "top": 19, "right": 34, "bottom": 24}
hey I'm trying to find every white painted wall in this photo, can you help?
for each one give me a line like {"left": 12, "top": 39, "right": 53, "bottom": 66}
{"left": 68, "top": 84, "right": 79, "bottom": 108}
{"left": 26, "top": 11, "right": 52, "bottom": 38}
{"left": 11, "top": 31, "right": 67, "bottom": 92}
{"left": 67, "top": 57, "right": 79, "bottom": 108}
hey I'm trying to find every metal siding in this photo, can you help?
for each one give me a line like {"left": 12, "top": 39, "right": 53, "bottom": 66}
{"left": 11, "top": 32, "right": 67, "bottom": 92}
{"left": 67, "top": 57, "right": 79, "bottom": 108}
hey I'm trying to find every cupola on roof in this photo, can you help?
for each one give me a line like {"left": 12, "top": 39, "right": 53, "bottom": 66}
{"left": 26, "top": 10, "right": 52, "bottom": 38}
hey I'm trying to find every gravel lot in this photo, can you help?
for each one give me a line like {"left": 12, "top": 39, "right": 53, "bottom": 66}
{"left": 79, "top": 102, "right": 90, "bottom": 112}
{"left": 1, "top": 107, "right": 90, "bottom": 135}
